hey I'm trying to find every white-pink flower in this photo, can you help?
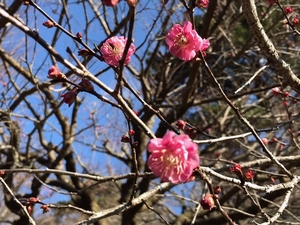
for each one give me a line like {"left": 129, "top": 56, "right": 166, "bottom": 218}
{"left": 166, "top": 21, "right": 210, "bottom": 61}
{"left": 147, "top": 131, "right": 199, "bottom": 183}
{"left": 100, "top": 36, "right": 135, "bottom": 67}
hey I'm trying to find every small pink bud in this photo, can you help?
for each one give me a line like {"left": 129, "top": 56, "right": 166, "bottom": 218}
{"left": 43, "top": 20, "right": 55, "bottom": 28}
{"left": 121, "top": 135, "right": 130, "bottom": 143}
{"left": 200, "top": 194, "right": 215, "bottom": 210}
{"left": 133, "top": 141, "right": 138, "bottom": 146}
{"left": 76, "top": 32, "right": 82, "bottom": 38}
{"left": 244, "top": 169, "right": 254, "bottom": 180}
{"left": 61, "top": 90, "right": 78, "bottom": 107}
{"left": 293, "top": 16, "right": 299, "bottom": 26}
{"left": 273, "top": 138, "right": 278, "bottom": 143}
{"left": 284, "top": 101, "right": 289, "bottom": 107}
{"left": 27, "top": 205, "right": 33, "bottom": 214}
{"left": 48, "top": 66, "right": 66, "bottom": 80}
{"left": 128, "top": 130, "right": 135, "bottom": 136}
{"left": 213, "top": 185, "right": 221, "bottom": 194}
{"left": 285, "top": 7, "right": 293, "bottom": 14}
{"left": 271, "top": 87, "right": 281, "bottom": 95}
{"left": 176, "top": 120, "right": 186, "bottom": 130}
{"left": 23, "top": 1, "right": 30, "bottom": 5}
{"left": 78, "top": 78, "right": 94, "bottom": 92}
{"left": 261, "top": 138, "right": 269, "bottom": 145}
{"left": 41, "top": 204, "right": 50, "bottom": 213}
{"left": 284, "top": 92, "right": 290, "bottom": 97}
{"left": 195, "top": 0, "right": 209, "bottom": 8}
{"left": 29, "top": 197, "right": 40, "bottom": 203}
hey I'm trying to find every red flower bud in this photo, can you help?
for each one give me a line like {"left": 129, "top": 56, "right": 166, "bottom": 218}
{"left": 200, "top": 194, "right": 215, "bottom": 210}
{"left": 27, "top": 205, "right": 33, "bottom": 214}
{"left": 0, "top": 170, "right": 5, "bottom": 176}
{"left": 48, "top": 66, "right": 66, "bottom": 80}
{"left": 78, "top": 49, "right": 90, "bottom": 57}
{"left": 29, "top": 197, "right": 40, "bottom": 203}
{"left": 244, "top": 169, "right": 254, "bottom": 180}
{"left": 271, "top": 87, "right": 281, "bottom": 95}
{"left": 261, "top": 138, "right": 269, "bottom": 145}
{"left": 41, "top": 204, "right": 50, "bottom": 213}
{"left": 195, "top": 0, "right": 209, "bottom": 8}
{"left": 285, "top": 7, "right": 293, "bottom": 14}
{"left": 121, "top": 135, "right": 130, "bottom": 143}
{"left": 293, "top": 16, "right": 299, "bottom": 26}
{"left": 213, "top": 185, "right": 221, "bottom": 194}
{"left": 176, "top": 120, "right": 186, "bottom": 130}
{"left": 61, "top": 90, "right": 78, "bottom": 107}
{"left": 78, "top": 78, "right": 94, "bottom": 92}
{"left": 76, "top": 32, "right": 82, "bottom": 39}
{"left": 128, "top": 130, "right": 135, "bottom": 136}
{"left": 42, "top": 20, "right": 55, "bottom": 28}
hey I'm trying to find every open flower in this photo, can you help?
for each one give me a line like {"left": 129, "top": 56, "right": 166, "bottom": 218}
{"left": 147, "top": 131, "right": 199, "bottom": 183}
{"left": 100, "top": 36, "right": 135, "bottom": 67}
{"left": 166, "top": 21, "right": 210, "bottom": 61}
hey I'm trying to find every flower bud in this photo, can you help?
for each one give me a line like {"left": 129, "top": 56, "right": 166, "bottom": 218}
{"left": 43, "top": 20, "right": 55, "bottom": 28}
{"left": 61, "top": 90, "right": 78, "bottom": 107}
{"left": 121, "top": 135, "right": 130, "bottom": 143}
{"left": 76, "top": 32, "right": 82, "bottom": 39}
{"left": 78, "top": 78, "right": 94, "bottom": 92}
{"left": 48, "top": 66, "right": 66, "bottom": 80}
{"left": 200, "top": 194, "right": 215, "bottom": 210}
{"left": 176, "top": 120, "right": 186, "bottom": 130}
{"left": 213, "top": 185, "right": 221, "bottom": 194}
{"left": 261, "top": 138, "right": 269, "bottom": 145}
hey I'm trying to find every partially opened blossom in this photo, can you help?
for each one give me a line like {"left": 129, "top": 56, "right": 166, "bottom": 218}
{"left": 166, "top": 21, "right": 210, "bottom": 61}
{"left": 100, "top": 36, "right": 135, "bottom": 67}
{"left": 147, "top": 131, "right": 199, "bottom": 183}
{"left": 48, "top": 66, "right": 66, "bottom": 80}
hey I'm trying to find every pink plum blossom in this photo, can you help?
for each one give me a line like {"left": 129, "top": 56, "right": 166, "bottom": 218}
{"left": 166, "top": 21, "right": 210, "bottom": 61}
{"left": 100, "top": 36, "right": 135, "bottom": 67}
{"left": 147, "top": 131, "right": 199, "bottom": 183}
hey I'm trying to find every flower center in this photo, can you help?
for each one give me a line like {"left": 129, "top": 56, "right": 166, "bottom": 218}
{"left": 176, "top": 35, "right": 188, "bottom": 46}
